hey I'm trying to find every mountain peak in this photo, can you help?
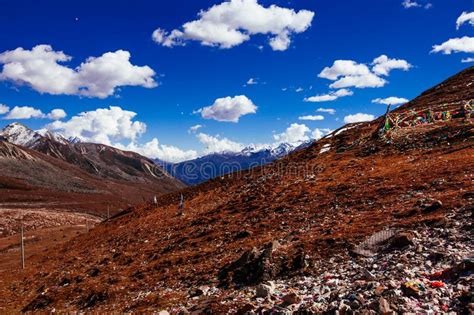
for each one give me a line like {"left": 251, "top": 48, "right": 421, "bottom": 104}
{"left": 0, "top": 122, "right": 41, "bottom": 147}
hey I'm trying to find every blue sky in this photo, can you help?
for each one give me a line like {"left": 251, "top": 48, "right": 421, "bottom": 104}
{"left": 0, "top": 0, "right": 473, "bottom": 161}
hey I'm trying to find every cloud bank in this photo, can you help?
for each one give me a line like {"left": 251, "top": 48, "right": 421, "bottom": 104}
{"left": 0, "top": 45, "right": 157, "bottom": 98}
{"left": 152, "top": 0, "right": 315, "bottom": 51}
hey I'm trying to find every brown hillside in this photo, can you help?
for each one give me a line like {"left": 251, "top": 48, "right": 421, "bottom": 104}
{"left": 0, "top": 67, "right": 472, "bottom": 313}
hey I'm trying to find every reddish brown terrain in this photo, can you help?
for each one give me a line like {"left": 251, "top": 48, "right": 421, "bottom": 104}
{"left": 0, "top": 67, "right": 472, "bottom": 313}
{"left": 0, "top": 131, "right": 185, "bottom": 237}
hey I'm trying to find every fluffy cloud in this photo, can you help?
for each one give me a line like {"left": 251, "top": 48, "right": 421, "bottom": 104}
{"left": 47, "top": 109, "right": 67, "bottom": 120}
{"left": 344, "top": 113, "right": 375, "bottom": 124}
{"left": 152, "top": 0, "right": 315, "bottom": 51}
{"left": 372, "top": 97, "right": 409, "bottom": 105}
{"left": 196, "top": 132, "right": 244, "bottom": 154}
{"left": 401, "top": 0, "right": 431, "bottom": 9}
{"left": 46, "top": 106, "right": 146, "bottom": 144}
{"left": 116, "top": 139, "right": 198, "bottom": 163}
{"left": 318, "top": 56, "right": 411, "bottom": 89}
{"left": 198, "top": 95, "right": 257, "bottom": 122}
{"left": 273, "top": 123, "right": 330, "bottom": 144}
{"left": 273, "top": 123, "right": 310, "bottom": 144}
{"left": 304, "top": 89, "right": 353, "bottom": 102}
{"left": 4, "top": 106, "right": 44, "bottom": 119}
{"left": 246, "top": 78, "right": 258, "bottom": 85}
{"left": 461, "top": 57, "right": 474, "bottom": 63}
{"left": 188, "top": 124, "right": 203, "bottom": 133}
{"left": 0, "top": 45, "right": 157, "bottom": 98}
{"left": 319, "top": 60, "right": 371, "bottom": 81}
{"left": 312, "top": 128, "right": 331, "bottom": 140}
{"left": 316, "top": 108, "right": 336, "bottom": 115}
{"left": 372, "top": 55, "right": 412, "bottom": 76}
{"left": 298, "top": 115, "right": 324, "bottom": 121}
{"left": 0, "top": 104, "right": 9, "bottom": 115}
{"left": 456, "top": 11, "right": 474, "bottom": 30}
{"left": 2, "top": 105, "right": 67, "bottom": 120}
{"left": 401, "top": 0, "right": 421, "bottom": 8}
{"left": 431, "top": 36, "right": 474, "bottom": 54}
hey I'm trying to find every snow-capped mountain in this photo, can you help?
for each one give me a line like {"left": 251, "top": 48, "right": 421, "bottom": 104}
{"left": 0, "top": 122, "right": 181, "bottom": 186}
{"left": 0, "top": 122, "right": 76, "bottom": 148}
{"left": 157, "top": 140, "right": 313, "bottom": 185}
{"left": 0, "top": 122, "right": 43, "bottom": 147}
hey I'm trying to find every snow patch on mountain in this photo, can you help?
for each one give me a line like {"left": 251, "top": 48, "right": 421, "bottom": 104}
{"left": 0, "top": 123, "right": 80, "bottom": 148}
{"left": 0, "top": 122, "right": 42, "bottom": 147}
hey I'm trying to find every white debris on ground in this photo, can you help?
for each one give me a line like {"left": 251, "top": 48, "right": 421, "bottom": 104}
{"left": 335, "top": 124, "right": 359, "bottom": 136}
{"left": 175, "top": 206, "right": 473, "bottom": 313}
{"left": 319, "top": 144, "right": 331, "bottom": 154}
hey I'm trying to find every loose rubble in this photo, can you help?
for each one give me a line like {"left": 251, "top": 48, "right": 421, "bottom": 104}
{"left": 178, "top": 206, "right": 472, "bottom": 313}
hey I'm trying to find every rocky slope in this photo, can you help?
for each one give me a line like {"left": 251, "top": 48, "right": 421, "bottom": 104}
{"left": 0, "top": 67, "right": 472, "bottom": 312}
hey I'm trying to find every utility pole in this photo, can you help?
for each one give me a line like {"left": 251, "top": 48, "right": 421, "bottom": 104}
{"left": 20, "top": 224, "right": 25, "bottom": 269}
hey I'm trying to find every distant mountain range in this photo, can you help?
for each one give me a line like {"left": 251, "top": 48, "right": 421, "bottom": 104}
{"left": 0, "top": 122, "right": 311, "bottom": 188}
{"left": 156, "top": 141, "right": 312, "bottom": 185}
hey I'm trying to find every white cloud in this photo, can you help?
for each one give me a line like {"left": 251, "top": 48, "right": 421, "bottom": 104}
{"left": 456, "top": 11, "right": 474, "bottom": 30}
{"left": 152, "top": 0, "right": 315, "bottom": 51}
{"left": 318, "top": 60, "right": 384, "bottom": 89}
{"left": 304, "top": 88, "right": 353, "bottom": 102}
{"left": 329, "top": 73, "right": 385, "bottom": 89}
{"left": 0, "top": 45, "right": 157, "bottom": 98}
{"left": 318, "top": 56, "right": 411, "bottom": 89}
{"left": 295, "top": 87, "right": 304, "bottom": 92}
{"left": 4, "top": 106, "right": 44, "bottom": 119}
{"left": 402, "top": 0, "right": 421, "bottom": 8}
{"left": 344, "top": 113, "right": 375, "bottom": 124}
{"left": 372, "top": 55, "right": 412, "bottom": 76}
{"left": 46, "top": 106, "right": 146, "bottom": 144}
{"left": 372, "top": 96, "right": 409, "bottom": 105}
{"left": 319, "top": 60, "right": 371, "bottom": 81}
{"left": 47, "top": 109, "right": 67, "bottom": 120}
{"left": 312, "top": 128, "right": 331, "bottom": 140}
{"left": 273, "top": 123, "right": 330, "bottom": 144}
{"left": 198, "top": 95, "right": 257, "bottom": 122}
{"left": 461, "top": 57, "right": 474, "bottom": 63}
{"left": 188, "top": 124, "right": 203, "bottom": 133}
{"left": 116, "top": 139, "right": 198, "bottom": 163}
{"left": 431, "top": 36, "right": 474, "bottom": 54}
{"left": 316, "top": 108, "right": 336, "bottom": 115}
{"left": 246, "top": 78, "right": 258, "bottom": 85}
{"left": 298, "top": 115, "right": 324, "bottom": 121}
{"left": 273, "top": 123, "right": 310, "bottom": 145}
{"left": 196, "top": 132, "right": 244, "bottom": 154}
{"left": 2, "top": 105, "right": 67, "bottom": 120}
{"left": 0, "top": 104, "right": 9, "bottom": 115}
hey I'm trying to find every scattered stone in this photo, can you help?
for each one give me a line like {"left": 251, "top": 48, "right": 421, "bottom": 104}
{"left": 218, "top": 241, "right": 280, "bottom": 287}
{"left": 255, "top": 282, "right": 275, "bottom": 298}
{"left": 385, "top": 232, "right": 415, "bottom": 250}
{"left": 417, "top": 198, "right": 443, "bottom": 213}
{"left": 375, "top": 285, "right": 386, "bottom": 296}
{"left": 379, "top": 297, "right": 391, "bottom": 314}
{"left": 236, "top": 303, "right": 256, "bottom": 315}
{"left": 21, "top": 294, "right": 52, "bottom": 312}
{"left": 87, "top": 267, "right": 100, "bottom": 277}
{"left": 282, "top": 292, "right": 301, "bottom": 305}
{"left": 234, "top": 230, "right": 252, "bottom": 240}
{"left": 401, "top": 281, "right": 422, "bottom": 298}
